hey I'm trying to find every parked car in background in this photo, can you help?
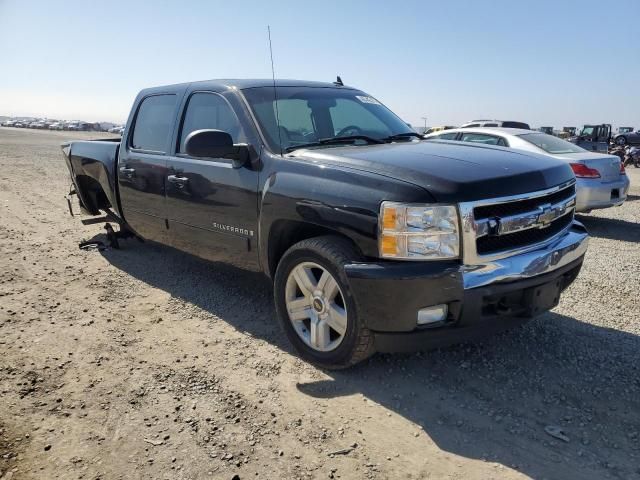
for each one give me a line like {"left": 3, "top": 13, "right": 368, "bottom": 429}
{"left": 13, "top": 122, "right": 25, "bottom": 128}
{"left": 613, "top": 128, "right": 640, "bottom": 146}
{"left": 1, "top": 120, "right": 16, "bottom": 127}
{"left": 424, "top": 127, "right": 629, "bottom": 213}
{"left": 108, "top": 126, "right": 125, "bottom": 135}
{"left": 617, "top": 127, "right": 634, "bottom": 134}
{"left": 557, "top": 127, "right": 577, "bottom": 140}
{"left": 570, "top": 124, "right": 611, "bottom": 152}
{"left": 49, "top": 122, "right": 65, "bottom": 130}
{"left": 461, "top": 119, "right": 530, "bottom": 129}
{"left": 67, "top": 121, "right": 89, "bottom": 131}
{"left": 538, "top": 126, "right": 554, "bottom": 135}
{"left": 424, "top": 125, "right": 456, "bottom": 135}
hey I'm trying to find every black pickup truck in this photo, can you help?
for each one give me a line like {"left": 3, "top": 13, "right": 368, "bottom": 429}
{"left": 62, "top": 79, "right": 588, "bottom": 368}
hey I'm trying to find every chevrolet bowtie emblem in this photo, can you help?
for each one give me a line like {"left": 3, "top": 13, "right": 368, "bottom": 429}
{"left": 536, "top": 204, "right": 555, "bottom": 227}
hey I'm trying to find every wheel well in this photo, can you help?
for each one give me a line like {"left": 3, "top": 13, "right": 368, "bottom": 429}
{"left": 267, "top": 221, "right": 360, "bottom": 279}
{"left": 76, "top": 175, "right": 111, "bottom": 214}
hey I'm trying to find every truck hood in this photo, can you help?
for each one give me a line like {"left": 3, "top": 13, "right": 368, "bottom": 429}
{"left": 289, "top": 140, "right": 574, "bottom": 203}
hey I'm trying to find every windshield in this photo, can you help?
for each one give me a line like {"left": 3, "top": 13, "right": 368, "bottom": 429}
{"left": 241, "top": 87, "right": 415, "bottom": 152}
{"left": 520, "top": 133, "right": 586, "bottom": 154}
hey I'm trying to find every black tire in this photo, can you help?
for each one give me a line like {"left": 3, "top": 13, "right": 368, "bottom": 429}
{"left": 616, "top": 136, "right": 627, "bottom": 146}
{"left": 273, "top": 235, "right": 375, "bottom": 369}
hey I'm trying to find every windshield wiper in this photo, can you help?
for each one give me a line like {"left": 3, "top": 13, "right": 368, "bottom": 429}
{"left": 382, "top": 132, "right": 424, "bottom": 142}
{"left": 285, "top": 135, "right": 384, "bottom": 153}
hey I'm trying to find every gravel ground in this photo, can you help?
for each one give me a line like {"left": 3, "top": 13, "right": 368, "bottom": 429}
{"left": 0, "top": 127, "right": 638, "bottom": 480}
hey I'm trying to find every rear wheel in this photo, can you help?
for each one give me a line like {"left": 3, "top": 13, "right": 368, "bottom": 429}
{"left": 273, "top": 236, "right": 375, "bottom": 369}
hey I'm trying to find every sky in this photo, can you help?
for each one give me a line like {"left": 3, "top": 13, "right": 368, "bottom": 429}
{"left": 1, "top": 0, "right": 639, "bottom": 128}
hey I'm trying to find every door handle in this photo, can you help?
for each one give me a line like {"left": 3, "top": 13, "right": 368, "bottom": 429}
{"left": 167, "top": 174, "right": 189, "bottom": 188}
{"left": 119, "top": 166, "right": 136, "bottom": 178}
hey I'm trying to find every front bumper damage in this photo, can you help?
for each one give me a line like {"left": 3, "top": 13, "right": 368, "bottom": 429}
{"left": 344, "top": 221, "right": 589, "bottom": 352}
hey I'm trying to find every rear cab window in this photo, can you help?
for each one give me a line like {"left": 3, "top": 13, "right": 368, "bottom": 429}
{"left": 131, "top": 94, "right": 177, "bottom": 153}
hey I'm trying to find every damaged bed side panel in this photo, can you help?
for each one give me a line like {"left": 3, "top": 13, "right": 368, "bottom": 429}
{"left": 61, "top": 139, "right": 122, "bottom": 218}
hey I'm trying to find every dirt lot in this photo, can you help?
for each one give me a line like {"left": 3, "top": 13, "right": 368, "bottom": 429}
{"left": 0, "top": 127, "right": 638, "bottom": 480}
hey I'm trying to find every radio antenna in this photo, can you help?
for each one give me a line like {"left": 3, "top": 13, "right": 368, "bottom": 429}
{"left": 268, "top": 25, "right": 283, "bottom": 156}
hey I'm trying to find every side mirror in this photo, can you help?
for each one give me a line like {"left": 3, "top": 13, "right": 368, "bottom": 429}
{"left": 184, "top": 129, "right": 249, "bottom": 168}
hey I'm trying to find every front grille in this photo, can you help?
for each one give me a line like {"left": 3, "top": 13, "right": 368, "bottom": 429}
{"left": 476, "top": 211, "right": 573, "bottom": 255}
{"left": 474, "top": 184, "right": 575, "bottom": 220}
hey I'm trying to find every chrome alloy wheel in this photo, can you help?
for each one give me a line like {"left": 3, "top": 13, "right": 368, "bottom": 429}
{"left": 284, "top": 262, "right": 348, "bottom": 352}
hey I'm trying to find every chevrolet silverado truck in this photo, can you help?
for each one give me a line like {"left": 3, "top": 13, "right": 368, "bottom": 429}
{"left": 62, "top": 79, "right": 588, "bottom": 368}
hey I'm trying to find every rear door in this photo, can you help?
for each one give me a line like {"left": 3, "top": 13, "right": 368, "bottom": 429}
{"left": 118, "top": 93, "right": 181, "bottom": 243}
{"left": 165, "top": 90, "right": 259, "bottom": 270}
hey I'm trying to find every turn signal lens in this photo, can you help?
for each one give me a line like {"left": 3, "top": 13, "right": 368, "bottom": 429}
{"left": 381, "top": 235, "right": 399, "bottom": 256}
{"left": 620, "top": 162, "right": 626, "bottom": 175}
{"left": 570, "top": 163, "right": 601, "bottom": 179}
{"left": 382, "top": 206, "right": 398, "bottom": 230}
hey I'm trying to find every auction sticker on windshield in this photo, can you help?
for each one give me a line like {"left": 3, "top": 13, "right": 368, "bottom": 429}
{"left": 356, "top": 95, "right": 381, "bottom": 105}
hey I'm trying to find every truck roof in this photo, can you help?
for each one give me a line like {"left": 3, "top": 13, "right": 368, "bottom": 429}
{"left": 140, "top": 78, "right": 357, "bottom": 95}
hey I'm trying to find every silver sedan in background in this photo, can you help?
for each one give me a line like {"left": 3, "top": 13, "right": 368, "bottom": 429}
{"left": 424, "top": 128, "right": 630, "bottom": 212}
{"left": 613, "top": 129, "right": 640, "bottom": 146}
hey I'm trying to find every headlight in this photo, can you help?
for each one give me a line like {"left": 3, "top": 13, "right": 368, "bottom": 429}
{"left": 379, "top": 202, "right": 460, "bottom": 260}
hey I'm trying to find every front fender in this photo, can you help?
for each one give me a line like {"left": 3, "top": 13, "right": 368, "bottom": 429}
{"left": 258, "top": 157, "right": 433, "bottom": 274}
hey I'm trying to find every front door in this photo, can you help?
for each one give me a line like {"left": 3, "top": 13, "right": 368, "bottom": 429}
{"left": 165, "top": 91, "right": 259, "bottom": 270}
{"left": 118, "top": 93, "right": 179, "bottom": 243}
{"left": 595, "top": 124, "right": 611, "bottom": 153}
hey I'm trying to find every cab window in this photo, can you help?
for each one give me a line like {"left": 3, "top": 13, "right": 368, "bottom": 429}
{"left": 131, "top": 94, "right": 177, "bottom": 152}
{"left": 579, "top": 127, "right": 595, "bottom": 139}
{"left": 178, "top": 92, "right": 245, "bottom": 153}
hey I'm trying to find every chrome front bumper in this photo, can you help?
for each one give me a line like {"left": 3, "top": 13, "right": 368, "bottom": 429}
{"left": 575, "top": 176, "right": 630, "bottom": 212}
{"left": 462, "top": 221, "right": 588, "bottom": 289}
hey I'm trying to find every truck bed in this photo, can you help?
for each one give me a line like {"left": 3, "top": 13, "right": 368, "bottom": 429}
{"left": 61, "top": 139, "right": 121, "bottom": 217}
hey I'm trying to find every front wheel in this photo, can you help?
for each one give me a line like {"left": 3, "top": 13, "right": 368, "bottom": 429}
{"left": 273, "top": 236, "right": 375, "bottom": 369}
{"left": 616, "top": 136, "right": 627, "bottom": 146}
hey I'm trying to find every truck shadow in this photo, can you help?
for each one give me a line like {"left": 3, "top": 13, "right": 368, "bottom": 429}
{"left": 97, "top": 236, "right": 640, "bottom": 480}
{"left": 576, "top": 214, "right": 640, "bottom": 243}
